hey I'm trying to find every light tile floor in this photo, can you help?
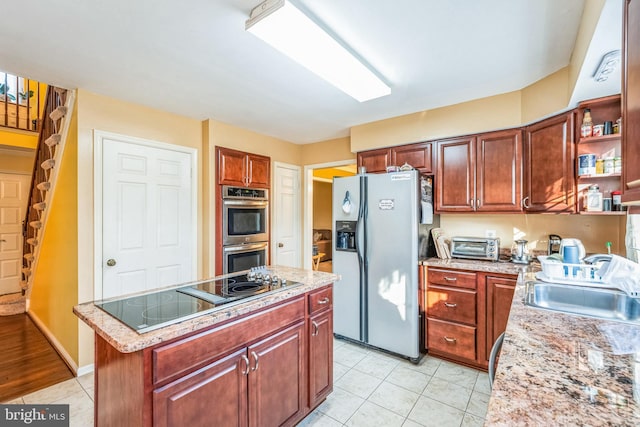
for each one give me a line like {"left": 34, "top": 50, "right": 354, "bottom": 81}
{"left": 2, "top": 339, "right": 490, "bottom": 427}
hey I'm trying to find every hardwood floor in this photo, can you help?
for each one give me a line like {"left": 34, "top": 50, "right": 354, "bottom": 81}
{"left": 0, "top": 313, "right": 74, "bottom": 402}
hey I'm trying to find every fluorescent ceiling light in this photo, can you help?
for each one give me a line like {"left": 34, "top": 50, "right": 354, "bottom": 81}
{"left": 246, "top": 0, "right": 391, "bottom": 102}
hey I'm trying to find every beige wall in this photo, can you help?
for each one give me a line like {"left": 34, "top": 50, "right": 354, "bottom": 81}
{"left": 569, "top": 0, "right": 607, "bottom": 97}
{"left": 313, "top": 181, "right": 332, "bottom": 230}
{"left": 441, "top": 214, "right": 626, "bottom": 256}
{"left": 521, "top": 67, "right": 571, "bottom": 123}
{"left": 30, "top": 106, "right": 79, "bottom": 367}
{"left": 301, "top": 137, "right": 354, "bottom": 165}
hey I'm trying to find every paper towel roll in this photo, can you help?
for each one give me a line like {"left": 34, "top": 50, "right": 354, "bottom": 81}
{"left": 421, "top": 201, "right": 433, "bottom": 224}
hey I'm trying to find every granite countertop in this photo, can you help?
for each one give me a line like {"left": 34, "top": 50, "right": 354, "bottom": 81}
{"left": 421, "top": 257, "right": 533, "bottom": 276}
{"left": 485, "top": 271, "right": 640, "bottom": 426}
{"left": 74, "top": 266, "right": 339, "bottom": 354}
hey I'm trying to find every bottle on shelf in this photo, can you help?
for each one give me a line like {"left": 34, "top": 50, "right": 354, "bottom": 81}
{"left": 581, "top": 109, "right": 593, "bottom": 138}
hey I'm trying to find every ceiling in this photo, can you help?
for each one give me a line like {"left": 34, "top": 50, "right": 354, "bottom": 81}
{"left": 0, "top": 0, "right": 622, "bottom": 144}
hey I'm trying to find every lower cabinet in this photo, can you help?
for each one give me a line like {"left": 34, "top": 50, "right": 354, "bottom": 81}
{"left": 484, "top": 275, "right": 517, "bottom": 365}
{"left": 424, "top": 266, "right": 517, "bottom": 370}
{"left": 95, "top": 286, "right": 333, "bottom": 427}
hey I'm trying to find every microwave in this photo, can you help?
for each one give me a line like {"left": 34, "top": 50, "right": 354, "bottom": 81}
{"left": 450, "top": 236, "right": 500, "bottom": 261}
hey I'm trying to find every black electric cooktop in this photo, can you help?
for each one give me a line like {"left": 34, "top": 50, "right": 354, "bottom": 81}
{"left": 96, "top": 271, "right": 301, "bottom": 333}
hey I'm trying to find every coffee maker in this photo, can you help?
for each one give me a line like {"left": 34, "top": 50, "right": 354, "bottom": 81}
{"left": 548, "top": 234, "right": 562, "bottom": 255}
{"left": 511, "top": 239, "right": 531, "bottom": 264}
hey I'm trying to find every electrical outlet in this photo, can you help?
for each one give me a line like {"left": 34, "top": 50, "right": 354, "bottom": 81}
{"left": 486, "top": 229, "right": 497, "bottom": 238}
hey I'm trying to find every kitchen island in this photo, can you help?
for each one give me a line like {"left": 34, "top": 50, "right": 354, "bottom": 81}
{"left": 74, "top": 266, "right": 338, "bottom": 427}
{"left": 486, "top": 270, "right": 640, "bottom": 426}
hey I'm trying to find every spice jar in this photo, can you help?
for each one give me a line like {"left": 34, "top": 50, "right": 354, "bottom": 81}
{"left": 612, "top": 190, "right": 623, "bottom": 211}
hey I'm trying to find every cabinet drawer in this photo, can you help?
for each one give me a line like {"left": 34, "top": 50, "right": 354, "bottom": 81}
{"left": 308, "top": 286, "right": 332, "bottom": 314}
{"left": 427, "top": 285, "right": 476, "bottom": 325}
{"left": 427, "top": 318, "right": 476, "bottom": 361}
{"left": 153, "top": 296, "right": 304, "bottom": 386}
{"left": 428, "top": 268, "right": 476, "bottom": 290}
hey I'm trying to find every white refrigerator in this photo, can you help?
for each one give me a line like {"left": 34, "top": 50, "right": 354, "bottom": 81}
{"left": 332, "top": 170, "right": 423, "bottom": 360}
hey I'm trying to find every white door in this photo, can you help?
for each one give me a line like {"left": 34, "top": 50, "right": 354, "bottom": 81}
{"left": 272, "top": 163, "right": 301, "bottom": 267}
{"left": 101, "top": 137, "right": 195, "bottom": 299}
{"left": 0, "top": 173, "right": 31, "bottom": 295}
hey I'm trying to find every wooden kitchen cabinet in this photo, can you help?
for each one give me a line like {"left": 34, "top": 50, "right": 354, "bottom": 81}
{"left": 425, "top": 268, "right": 483, "bottom": 367}
{"left": 436, "top": 129, "right": 522, "bottom": 212}
{"left": 95, "top": 288, "right": 334, "bottom": 427}
{"left": 217, "top": 146, "right": 270, "bottom": 188}
{"left": 392, "top": 142, "right": 434, "bottom": 174}
{"left": 436, "top": 136, "right": 475, "bottom": 211}
{"left": 357, "top": 147, "right": 391, "bottom": 173}
{"left": 483, "top": 274, "right": 517, "bottom": 365}
{"left": 357, "top": 141, "right": 434, "bottom": 174}
{"left": 574, "top": 95, "right": 623, "bottom": 213}
{"left": 622, "top": 0, "right": 640, "bottom": 204}
{"left": 153, "top": 349, "right": 248, "bottom": 427}
{"left": 523, "top": 113, "right": 576, "bottom": 212}
{"left": 308, "top": 286, "right": 333, "bottom": 408}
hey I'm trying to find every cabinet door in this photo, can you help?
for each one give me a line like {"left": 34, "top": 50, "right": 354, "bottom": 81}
{"left": 392, "top": 142, "right": 433, "bottom": 174}
{"left": 357, "top": 148, "right": 391, "bottom": 173}
{"left": 436, "top": 136, "right": 475, "bottom": 211}
{"left": 309, "top": 310, "right": 333, "bottom": 409}
{"left": 218, "top": 147, "right": 247, "bottom": 186}
{"left": 623, "top": 0, "right": 640, "bottom": 203}
{"left": 485, "top": 275, "right": 516, "bottom": 364}
{"left": 247, "top": 153, "right": 270, "bottom": 188}
{"left": 524, "top": 113, "right": 575, "bottom": 212}
{"left": 476, "top": 129, "right": 522, "bottom": 212}
{"left": 248, "top": 321, "right": 306, "bottom": 427}
{"left": 153, "top": 349, "right": 248, "bottom": 427}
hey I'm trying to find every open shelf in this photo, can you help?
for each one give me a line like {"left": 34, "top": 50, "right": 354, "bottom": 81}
{"left": 577, "top": 173, "right": 621, "bottom": 179}
{"left": 578, "top": 211, "right": 626, "bottom": 215}
{"left": 577, "top": 133, "right": 621, "bottom": 144}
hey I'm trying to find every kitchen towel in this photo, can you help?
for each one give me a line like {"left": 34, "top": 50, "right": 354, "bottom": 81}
{"left": 597, "top": 254, "right": 640, "bottom": 297}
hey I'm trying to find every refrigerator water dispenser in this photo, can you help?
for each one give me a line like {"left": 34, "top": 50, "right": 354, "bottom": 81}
{"left": 335, "top": 220, "right": 357, "bottom": 252}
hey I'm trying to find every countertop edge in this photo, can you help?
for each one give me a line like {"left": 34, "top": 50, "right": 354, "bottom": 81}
{"left": 74, "top": 267, "right": 339, "bottom": 353}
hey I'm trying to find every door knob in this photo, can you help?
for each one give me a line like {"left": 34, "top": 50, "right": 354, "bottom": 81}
{"left": 106, "top": 259, "right": 117, "bottom": 267}
{"left": 278, "top": 243, "right": 284, "bottom": 248}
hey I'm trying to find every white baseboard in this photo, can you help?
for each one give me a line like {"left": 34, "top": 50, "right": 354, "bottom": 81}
{"left": 27, "top": 311, "right": 79, "bottom": 376}
{"left": 76, "top": 364, "right": 94, "bottom": 377}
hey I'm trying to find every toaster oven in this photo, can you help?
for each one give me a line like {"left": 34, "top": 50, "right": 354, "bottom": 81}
{"left": 450, "top": 236, "right": 500, "bottom": 261}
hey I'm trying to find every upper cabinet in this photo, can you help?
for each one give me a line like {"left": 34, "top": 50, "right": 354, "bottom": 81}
{"left": 575, "top": 95, "right": 623, "bottom": 213}
{"left": 357, "top": 142, "right": 434, "bottom": 174}
{"left": 436, "top": 129, "right": 522, "bottom": 212}
{"left": 523, "top": 113, "right": 575, "bottom": 213}
{"left": 217, "top": 147, "right": 270, "bottom": 188}
{"left": 392, "top": 142, "right": 433, "bottom": 174}
{"left": 622, "top": 0, "right": 640, "bottom": 204}
{"left": 357, "top": 148, "right": 390, "bottom": 174}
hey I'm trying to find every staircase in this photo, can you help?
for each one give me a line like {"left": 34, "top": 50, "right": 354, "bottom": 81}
{"left": 0, "top": 86, "right": 75, "bottom": 315}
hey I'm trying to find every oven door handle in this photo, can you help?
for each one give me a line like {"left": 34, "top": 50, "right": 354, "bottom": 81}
{"left": 223, "top": 200, "right": 269, "bottom": 208}
{"left": 223, "top": 243, "right": 268, "bottom": 253}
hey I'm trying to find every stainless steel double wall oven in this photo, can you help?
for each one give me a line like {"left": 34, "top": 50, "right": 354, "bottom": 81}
{"left": 221, "top": 186, "right": 269, "bottom": 274}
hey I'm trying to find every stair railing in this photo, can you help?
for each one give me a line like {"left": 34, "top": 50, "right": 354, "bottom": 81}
{"left": 20, "top": 86, "right": 74, "bottom": 295}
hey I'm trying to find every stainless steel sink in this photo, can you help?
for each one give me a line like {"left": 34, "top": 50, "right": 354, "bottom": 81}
{"left": 524, "top": 281, "right": 640, "bottom": 324}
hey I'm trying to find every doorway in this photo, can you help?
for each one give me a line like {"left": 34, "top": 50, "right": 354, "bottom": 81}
{"left": 303, "top": 161, "right": 356, "bottom": 272}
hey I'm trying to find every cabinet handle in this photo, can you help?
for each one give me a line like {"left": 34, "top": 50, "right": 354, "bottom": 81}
{"left": 251, "top": 351, "right": 259, "bottom": 372}
{"left": 443, "top": 336, "right": 457, "bottom": 343}
{"left": 521, "top": 196, "right": 531, "bottom": 209}
{"left": 444, "top": 277, "right": 457, "bottom": 282}
{"left": 476, "top": 198, "right": 480, "bottom": 208}
{"left": 470, "top": 199, "right": 475, "bottom": 209}
{"left": 318, "top": 297, "right": 330, "bottom": 305}
{"left": 241, "top": 355, "right": 250, "bottom": 375}
{"left": 312, "top": 320, "right": 320, "bottom": 336}
{"left": 443, "top": 302, "right": 457, "bottom": 308}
